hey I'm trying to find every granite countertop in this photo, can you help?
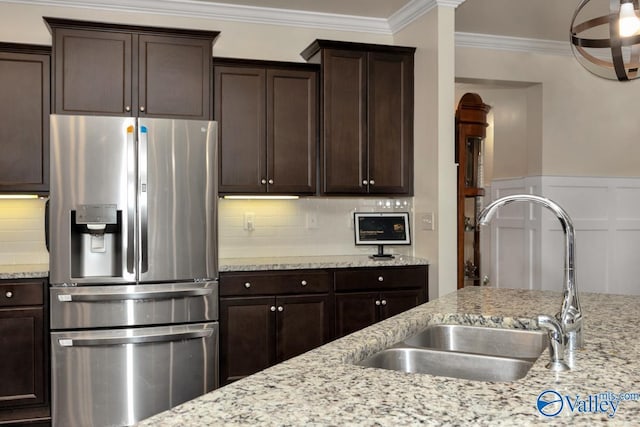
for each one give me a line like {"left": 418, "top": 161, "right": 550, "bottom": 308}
{"left": 0, "top": 264, "right": 49, "bottom": 280}
{"left": 219, "top": 255, "right": 428, "bottom": 272}
{"left": 139, "top": 286, "right": 640, "bottom": 426}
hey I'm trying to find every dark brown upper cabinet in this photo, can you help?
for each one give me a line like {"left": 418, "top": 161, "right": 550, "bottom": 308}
{"left": 0, "top": 43, "right": 50, "bottom": 194}
{"left": 301, "top": 40, "right": 415, "bottom": 196}
{"left": 45, "top": 18, "right": 218, "bottom": 119}
{"left": 214, "top": 59, "right": 318, "bottom": 195}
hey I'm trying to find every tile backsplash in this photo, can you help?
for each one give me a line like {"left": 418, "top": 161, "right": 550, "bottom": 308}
{"left": 218, "top": 197, "right": 414, "bottom": 259}
{"left": 0, "top": 199, "right": 48, "bottom": 265}
{"left": 0, "top": 197, "right": 414, "bottom": 265}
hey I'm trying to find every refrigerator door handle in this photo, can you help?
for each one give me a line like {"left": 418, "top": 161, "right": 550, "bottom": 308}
{"left": 139, "top": 125, "right": 149, "bottom": 274}
{"left": 126, "top": 125, "right": 137, "bottom": 276}
{"left": 57, "top": 329, "right": 213, "bottom": 347}
{"left": 56, "top": 287, "right": 213, "bottom": 302}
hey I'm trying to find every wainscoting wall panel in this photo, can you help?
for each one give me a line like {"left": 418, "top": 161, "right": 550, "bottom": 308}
{"left": 487, "top": 176, "right": 640, "bottom": 295}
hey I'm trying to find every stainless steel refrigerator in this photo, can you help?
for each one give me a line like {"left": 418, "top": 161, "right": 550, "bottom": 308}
{"left": 48, "top": 114, "right": 219, "bottom": 427}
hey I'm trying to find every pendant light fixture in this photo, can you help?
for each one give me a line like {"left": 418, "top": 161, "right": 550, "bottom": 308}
{"left": 571, "top": 0, "right": 640, "bottom": 80}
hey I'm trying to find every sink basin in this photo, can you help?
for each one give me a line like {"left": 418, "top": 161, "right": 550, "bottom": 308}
{"left": 356, "top": 324, "right": 547, "bottom": 382}
{"left": 403, "top": 324, "right": 547, "bottom": 360}
{"left": 357, "top": 347, "right": 535, "bottom": 382}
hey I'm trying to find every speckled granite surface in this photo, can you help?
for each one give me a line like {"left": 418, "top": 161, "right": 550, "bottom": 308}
{"left": 139, "top": 287, "right": 640, "bottom": 426}
{"left": 0, "top": 264, "right": 49, "bottom": 279}
{"left": 219, "top": 255, "right": 428, "bottom": 272}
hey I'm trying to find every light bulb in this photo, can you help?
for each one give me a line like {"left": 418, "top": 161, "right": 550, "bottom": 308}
{"left": 619, "top": 2, "right": 640, "bottom": 37}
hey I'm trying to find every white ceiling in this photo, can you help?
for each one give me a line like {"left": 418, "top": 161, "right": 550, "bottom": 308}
{"left": 13, "top": 0, "right": 580, "bottom": 41}
{"left": 196, "top": 0, "right": 578, "bottom": 41}
{"left": 198, "top": 0, "right": 413, "bottom": 19}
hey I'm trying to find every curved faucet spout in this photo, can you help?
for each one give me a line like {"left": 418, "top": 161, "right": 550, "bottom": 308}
{"left": 477, "top": 194, "right": 583, "bottom": 351}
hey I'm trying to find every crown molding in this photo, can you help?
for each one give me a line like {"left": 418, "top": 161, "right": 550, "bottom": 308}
{"left": 455, "top": 31, "right": 572, "bottom": 56}
{"left": 3, "top": 0, "right": 467, "bottom": 35}
{"left": 389, "top": 0, "right": 465, "bottom": 33}
{"left": 1, "top": 0, "right": 388, "bottom": 33}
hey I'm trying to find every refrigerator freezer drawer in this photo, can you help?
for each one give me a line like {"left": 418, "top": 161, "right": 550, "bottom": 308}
{"left": 50, "top": 281, "right": 218, "bottom": 329}
{"left": 51, "top": 322, "right": 218, "bottom": 427}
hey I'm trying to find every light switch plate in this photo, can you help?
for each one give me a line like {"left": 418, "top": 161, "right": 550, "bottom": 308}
{"left": 243, "top": 212, "right": 255, "bottom": 231}
{"left": 420, "top": 212, "right": 435, "bottom": 231}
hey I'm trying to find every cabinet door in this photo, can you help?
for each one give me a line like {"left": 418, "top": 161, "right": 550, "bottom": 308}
{"left": 275, "top": 294, "right": 330, "bottom": 362}
{"left": 321, "top": 49, "right": 367, "bottom": 194}
{"left": 0, "top": 307, "right": 45, "bottom": 408}
{"left": 367, "top": 51, "right": 413, "bottom": 195}
{"left": 138, "top": 34, "right": 211, "bottom": 119}
{"left": 334, "top": 292, "right": 378, "bottom": 338}
{"left": 266, "top": 68, "right": 317, "bottom": 194}
{"left": 219, "top": 296, "right": 275, "bottom": 385}
{"left": 0, "top": 49, "right": 50, "bottom": 192}
{"left": 215, "top": 66, "right": 267, "bottom": 194}
{"left": 379, "top": 289, "right": 423, "bottom": 320}
{"left": 53, "top": 29, "right": 132, "bottom": 115}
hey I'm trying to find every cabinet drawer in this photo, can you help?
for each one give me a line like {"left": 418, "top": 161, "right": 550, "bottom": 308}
{"left": 220, "top": 270, "right": 330, "bottom": 296}
{"left": 0, "top": 281, "right": 44, "bottom": 307}
{"left": 334, "top": 266, "right": 426, "bottom": 292}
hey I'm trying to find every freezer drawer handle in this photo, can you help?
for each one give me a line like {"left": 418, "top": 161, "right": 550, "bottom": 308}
{"left": 58, "top": 329, "right": 213, "bottom": 347}
{"left": 57, "top": 287, "right": 213, "bottom": 302}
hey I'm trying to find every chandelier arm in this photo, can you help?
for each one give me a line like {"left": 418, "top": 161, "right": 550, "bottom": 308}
{"left": 609, "top": 0, "right": 628, "bottom": 79}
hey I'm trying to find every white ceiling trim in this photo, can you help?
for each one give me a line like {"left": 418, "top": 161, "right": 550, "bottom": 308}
{"left": 389, "top": 0, "right": 465, "bottom": 34}
{"left": 3, "top": 0, "right": 465, "bottom": 35}
{"left": 455, "top": 32, "right": 572, "bottom": 56}
{"left": 3, "top": 0, "right": 390, "bottom": 33}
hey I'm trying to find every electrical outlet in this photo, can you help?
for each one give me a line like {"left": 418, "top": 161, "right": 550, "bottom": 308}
{"left": 306, "top": 212, "right": 319, "bottom": 229}
{"left": 243, "top": 212, "right": 255, "bottom": 231}
{"left": 421, "top": 212, "right": 435, "bottom": 231}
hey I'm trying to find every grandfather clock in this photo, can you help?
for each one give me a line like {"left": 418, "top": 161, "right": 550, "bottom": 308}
{"left": 456, "top": 93, "right": 490, "bottom": 289}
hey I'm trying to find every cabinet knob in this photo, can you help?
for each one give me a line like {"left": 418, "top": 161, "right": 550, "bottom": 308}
{"left": 378, "top": 276, "right": 384, "bottom": 282}
{"left": 244, "top": 282, "right": 251, "bottom": 289}
{"left": 277, "top": 306, "right": 284, "bottom": 312}
{"left": 268, "top": 179, "right": 274, "bottom": 185}
{"left": 5, "top": 291, "right": 13, "bottom": 298}
{"left": 125, "top": 105, "right": 131, "bottom": 112}
{"left": 270, "top": 306, "right": 276, "bottom": 312}
{"left": 261, "top": 179, "right": 267, "bottom": 185}
{"left": 369, "top": 179, "right": 375, "bottom": 185}
{"left": 139, "top": 106, "right": 146, "bottom": 112}
{"left": 381, "top": 299, "right": 387, "bottom": 306}
{"left": 375, "top": 300, "right": 381, "bottom": 306}
{"left": 301, "top": 280, "right": 307, "bottom": 286}
{"left": 362, "top": 179, "right": 369, "bottom": 185}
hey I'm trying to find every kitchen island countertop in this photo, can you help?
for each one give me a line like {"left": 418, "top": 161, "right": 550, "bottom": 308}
{"left": 138, "top": 286, "right": 640, "bottom": 426}
{"left": 219, "top": 254, "right": 428, "bottom": 272}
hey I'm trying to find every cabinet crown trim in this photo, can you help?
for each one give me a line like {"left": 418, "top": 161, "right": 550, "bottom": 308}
{"left": 44, "top": 17, "right": 220, "bottom": 40}
{"left": 300, "top": 39, "right": 416, "bottom": 61}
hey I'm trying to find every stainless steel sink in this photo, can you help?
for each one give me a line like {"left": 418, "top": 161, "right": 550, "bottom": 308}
{"left": 357, "top": 347, "right": 535, "bottom": 382}
{"left": 356, "top": 324, "right": 547, "bottom": 382}
{"left": 403, "top": 324, "right": 547, "bottom": 360}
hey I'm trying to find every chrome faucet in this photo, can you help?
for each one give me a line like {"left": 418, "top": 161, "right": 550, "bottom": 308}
{"left": 477, "top": 194, "right": 584, "bottom": 357}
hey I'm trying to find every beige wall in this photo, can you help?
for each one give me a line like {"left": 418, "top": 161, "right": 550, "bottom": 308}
{"left": 456, "top": 46, "right": 640, "bottom": 177}
{"left": 396, "top": 7, "right": 457, "bottom": 299}
{"left": 455, "top": 82, "right": 543, "bottom": 180}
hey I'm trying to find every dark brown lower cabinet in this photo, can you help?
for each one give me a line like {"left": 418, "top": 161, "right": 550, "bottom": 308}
{"left": 219, "top": 265, "right": 427, "bottom": 385}
{"left": 335, "top": 289, "right": 423, "bottom": 338}
{"left": 0, "top": 279, "right": 49, "bottom": 424}
{"left": 220, "top": 287, "right": 331, "bottom": 385}
{"left": 334, "top": 265, "right": 428, "bottom": 338}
